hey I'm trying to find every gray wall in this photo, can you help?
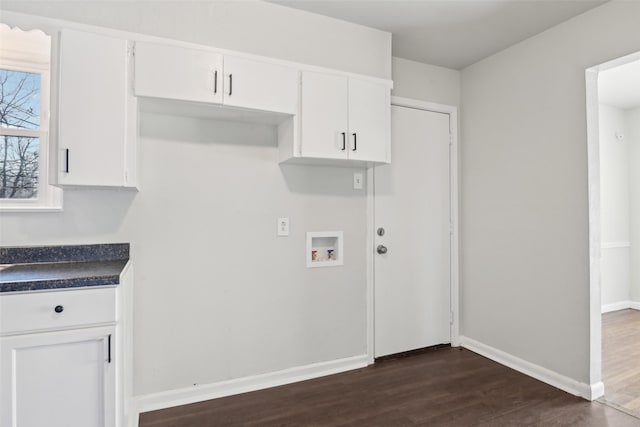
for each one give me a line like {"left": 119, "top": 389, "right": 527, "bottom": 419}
{"left": 0, "top": 3, "right": 390, "bottom": 396}
{"left": 599, "top": 104, "right": 631, "bottom": 307}
{"left": 461, "top": 1, "right": 640, "bottom": 384}
{"left": 0, "top": 0, "right": 391, "bottom": 79}
{"left": 392, "top": 57, "right": 460, "bottom": 108}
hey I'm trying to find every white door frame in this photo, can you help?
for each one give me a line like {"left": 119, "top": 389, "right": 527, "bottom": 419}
{"left": 585, "top": 50, "right": 640, "bottom": 400}
{"left": 366, "top": 96, "right": 460, "bottom": 364}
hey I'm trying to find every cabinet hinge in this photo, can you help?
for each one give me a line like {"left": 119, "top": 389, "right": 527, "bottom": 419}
{"left": 450, "top": 311, "right": 454, "bottom": 325}
{"left": 128, "top": 42, "right": 136, "bottom": 92}
{"left": 449, "top": 223, "right": 454, "bottom": 235}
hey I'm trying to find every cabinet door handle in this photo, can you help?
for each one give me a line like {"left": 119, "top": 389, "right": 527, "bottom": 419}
{"left": 352, "top": 133, "right": 357, "bottom": 151}
{"left": 65, "top": 149, "right": 70, "bottom": 173}
{"left": 107, "top": 334, "right": 112, "bottom": 364}
{"left": 214, "top": 70, "right": 218, "bottom": 94}
{"left": 229, "top": 74, "right": 233, "bottom": 96}
{"left": 341, "top": 132, "right": 346, "bottom": 151}
{"left": 54, "top": 305, "right": 64, "bottom": 313}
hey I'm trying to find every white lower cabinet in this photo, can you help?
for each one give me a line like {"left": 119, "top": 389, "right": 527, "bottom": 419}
{"left": 0, "top": 288, "right": 119, "bottom": 427}
{"left": 0, "top": 326, "right": 115, "bottom": 427}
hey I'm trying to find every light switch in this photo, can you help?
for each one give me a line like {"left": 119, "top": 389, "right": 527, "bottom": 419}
{"left": 277, "top": 217, "right": 290, "bottom": 236}
{"left": 353, "top": 172, "right": 363, "bottom": 190}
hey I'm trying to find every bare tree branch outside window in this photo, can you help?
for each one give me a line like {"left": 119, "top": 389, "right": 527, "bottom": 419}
{"left": 0, "top": 69, "right": 41, "bottom": 199}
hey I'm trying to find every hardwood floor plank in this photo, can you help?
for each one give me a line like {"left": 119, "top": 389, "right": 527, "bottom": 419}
{"left": 602, "top": 309, "right": 640, "bottom": 418}
{"left": 140, "top": 347, "right": 640, "bottom": 426}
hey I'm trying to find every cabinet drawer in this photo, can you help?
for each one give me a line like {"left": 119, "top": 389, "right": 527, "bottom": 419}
{"left": 0, "top": 288, "right": 116, "bottom": 335}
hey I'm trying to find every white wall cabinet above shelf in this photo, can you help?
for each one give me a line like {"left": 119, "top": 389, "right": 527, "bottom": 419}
{"left": 56, "top": 29, "right": 138, "bottom": 189}
{"left": 279, "top": 71, "right": 391, "bottom": 167}
{"left": 133, "top": 41, "right": 299, "bottom": 116}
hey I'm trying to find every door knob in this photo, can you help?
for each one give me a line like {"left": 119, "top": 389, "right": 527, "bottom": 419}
{"left": 377, "top": 245, "right": 388, "bottom": 255}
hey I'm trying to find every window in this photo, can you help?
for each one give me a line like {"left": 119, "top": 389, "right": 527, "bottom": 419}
{"left": 0, "top": 24, "right": 61, "bottom": 211}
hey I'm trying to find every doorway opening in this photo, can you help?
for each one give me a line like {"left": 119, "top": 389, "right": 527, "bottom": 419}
{"left": 587, "top": 51, "right": 640, "bottom": 416}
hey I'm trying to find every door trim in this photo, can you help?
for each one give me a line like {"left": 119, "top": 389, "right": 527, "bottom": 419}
{"left": 585, "top": 50, "right": 640, "bottom": 400}
{"left": 366, "top": 96, "right": 460, "bottom": 364}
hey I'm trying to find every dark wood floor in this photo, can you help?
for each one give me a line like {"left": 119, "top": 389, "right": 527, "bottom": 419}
{"left": 602, "top": 309, "right": 640, "bottom": 417}
{"left": 139, "top": 347, "right": 640, "bottom": 426}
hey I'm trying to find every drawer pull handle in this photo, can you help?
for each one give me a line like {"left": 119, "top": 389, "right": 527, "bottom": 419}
{"left": 54, "top": 305, "right": 64, "bottom": 313}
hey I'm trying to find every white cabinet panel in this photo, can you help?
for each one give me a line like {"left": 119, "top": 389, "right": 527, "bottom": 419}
{"left": 0, "top": 326, "right": 115, "bottom": 427}
{"left": 134, "top": 45, "right": 298, "bottom": 115}
{"left": 134, "top": 41, "right": 223, "bottom": 104}
{"left": 348, "top": 78, "right": 390, "bottom": 163}
{"left": 300, "top": 71, "right": 348, "bottom": 159}
{"left": 130, "top": 39, "right": 391, "bottom": 167}
{"left": 0, "top": 287, "right": 116, "bottom": 335}
{"left": 58, "top": 29, "right": 135, "bottom": 187}
{"left": 293, "top": 71, "right": 390, "bottom": 165}
{"left": 223, "top": 56, "right": 298, "bottom": 114}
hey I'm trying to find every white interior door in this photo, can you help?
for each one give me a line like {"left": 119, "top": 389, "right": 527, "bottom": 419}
{"left": 374, "top": 105, "right": 451, "bottom": 358}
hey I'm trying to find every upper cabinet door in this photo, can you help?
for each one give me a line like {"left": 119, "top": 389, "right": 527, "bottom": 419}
{"left": 300, "top": 71, "right": 348, "bottom": 159}
{"left": 223, "top": 56, "right": 299, "bottom": 115}
{"left": 58, "top": 29, "right": 131, "bottom": 187}
{"left": 347, "top": 78, "right": 390, "bottom": 163}
{"left": 134, "top": 42, "right": 223, "bottom": 104}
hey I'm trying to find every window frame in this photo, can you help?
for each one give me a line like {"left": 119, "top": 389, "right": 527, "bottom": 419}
{"left": 0, "top": 27, "right": 62, "bottom": 212}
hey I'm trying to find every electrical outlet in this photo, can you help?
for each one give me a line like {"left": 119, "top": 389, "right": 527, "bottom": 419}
{"left": 277, "top": 217, "right": 289, "bottom": 236}
{"left": 353, "top": 172, "right": 363, "bottom": 190}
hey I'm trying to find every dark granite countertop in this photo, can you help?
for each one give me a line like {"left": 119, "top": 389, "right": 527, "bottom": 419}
{"left": 0, "top": 243, "right": 129, "bottom": 293}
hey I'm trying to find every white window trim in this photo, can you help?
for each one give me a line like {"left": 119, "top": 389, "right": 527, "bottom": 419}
{"left": 0, "top": 25, "right": 62, "bottom": 212}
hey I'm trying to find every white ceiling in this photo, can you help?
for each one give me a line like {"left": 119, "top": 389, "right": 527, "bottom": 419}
{"left": 599, "top": 59, "right": 640, "bottom": 110}
{"left": 268, "top": 0, "right": 607, "bottom": 69}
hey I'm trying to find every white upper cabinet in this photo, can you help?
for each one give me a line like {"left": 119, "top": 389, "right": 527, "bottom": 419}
{"left": 134, "top": 42, "right": 223, "bottom": 104}
{"left": 134, "top": 42, "right": 299, "bottom": 115}
{"left": 347, "top": 78, "right": 390, "bottom": 163}
{"left": 57, "top": 29, "right": 137, "bottom": 188}
{"left": 222, "top": 55, "right": 298, "bottom": 115}
{"left": 291, "top": 71, "right": 390, "bottom": 165}
{"left": 131, "top": 39, "right": 390, "bottom": 167}
{"left": 299, "top": 72, "right": 348, "bottom": 159}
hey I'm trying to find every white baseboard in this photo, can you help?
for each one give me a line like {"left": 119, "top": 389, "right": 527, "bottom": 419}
{"left": 459, "top": 336, "right": 600, "bottom": 400}
{"left": 602, "top": 300, "right": 640, "bottom": 313}
{"left": 130, "top": 354, "right": 368, "bottom": 426}
{"left": 590, "top": 381, "right": 605, "bottom": 400}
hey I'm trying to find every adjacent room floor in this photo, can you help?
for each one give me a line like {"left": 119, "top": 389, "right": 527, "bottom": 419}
{"left": 139, "top": 346, "right": 640, "bottom": 427}
{"left": 601, "top": 309, "right": 640, "bottom": 418}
